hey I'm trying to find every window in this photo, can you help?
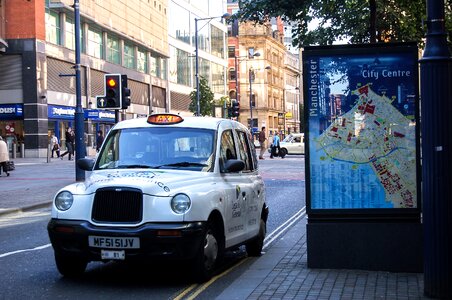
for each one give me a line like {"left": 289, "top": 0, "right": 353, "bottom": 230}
{"left": 65, "top": 18, "right": 75, "bottom": 50}
{"left": 219, "top": 130, "right": 237, "bottom": 173}
{"left": 236, "top": 130, "right": 254, "bottom": 172}
{"left": 211, "top": 25, "right": 225, "bottom": 59}
{"left": 248, "top": 47, "right": 255, "bottom": 59}
{"left": 228, "top": 46, "right": 235, "bottom": 58}
{"left": 137, "top": 48, "right": 148, "bottom": 73}
{"left": 168, "top": 2, "right": 190, "bottom": 44}
{"left": 96, "top": 127, "right": 215, "bottom": 172}
{"left": 211, "top": 62, "right": 225, "bottom": 94}
{"left": 123, "top": 43, "right": 135, "bottom": 69}
{"left": 87, "top": 27, "right": 103, "bottom": 58}
{"left": 46, "top": 11, "right": 61, "bottom": 45}
{"left": 229, "top": 68, "right": 236, "bottom": 81}
{"left": 106, "top": 35, "right": 120, "bottom": 64}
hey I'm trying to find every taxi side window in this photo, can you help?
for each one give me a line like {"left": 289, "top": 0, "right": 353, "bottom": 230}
{"left": 219, "top": 130, "right": 237, "bottom": 173}
{"left": 236, "top": 130, "right": 254, "bottom": 172}
{"left": 294, "top": 137, "right": 301, "bottom": 143}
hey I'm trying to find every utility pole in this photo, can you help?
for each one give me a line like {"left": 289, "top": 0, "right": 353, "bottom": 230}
{"left": 74, "top": 0, "right": 85, "bottom": 181}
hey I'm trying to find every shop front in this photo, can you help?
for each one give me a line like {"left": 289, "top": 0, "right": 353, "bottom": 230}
{"left": 48, "top": 105, "right": 115, "bottom": 155}
{"left": 0, "top": 104, "right": 25, "bottom": 157}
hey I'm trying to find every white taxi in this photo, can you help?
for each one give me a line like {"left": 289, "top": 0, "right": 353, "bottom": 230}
{"left": 47, "top": 114, "right": 268, "bottom": 282}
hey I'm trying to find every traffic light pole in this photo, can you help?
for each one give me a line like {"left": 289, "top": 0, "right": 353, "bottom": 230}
{"left": 74, "top": 0, "right": 85, "bottom": 181}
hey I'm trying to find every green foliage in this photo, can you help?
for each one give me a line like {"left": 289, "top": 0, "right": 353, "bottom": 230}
{"left": 189, "top": 77, "right": 215, "bottom": 116}
{"left": 234, "top": 0, "right": 451, "bottom": 50}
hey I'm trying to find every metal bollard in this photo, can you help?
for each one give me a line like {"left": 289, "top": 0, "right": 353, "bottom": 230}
{"left": 20, "top": 143, "right": 25, "bottom": 158}
{"left": 47, "top": 144, "right": 51, "bottom": 163}
{"left": 12, "top": 144, "right": 17, "bottom": 159}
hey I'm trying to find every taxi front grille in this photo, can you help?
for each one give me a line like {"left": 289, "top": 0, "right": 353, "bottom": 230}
{"left": 92, "top": 188, "right": 143, "bottom": 223}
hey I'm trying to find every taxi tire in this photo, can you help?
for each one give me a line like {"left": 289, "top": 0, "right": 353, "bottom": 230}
{"left": 55, "top": 254, "right": 87, "bottom": 277}
{"left": 246, "top": 219, "right": 266, "bottom": 257}
{"left": 192, "top": 221, "right": 223, "bottom": 282}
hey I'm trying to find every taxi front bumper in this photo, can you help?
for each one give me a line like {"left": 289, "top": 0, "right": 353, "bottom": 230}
{"left": 47, "top": 219, "right": 206, "bottom": 262}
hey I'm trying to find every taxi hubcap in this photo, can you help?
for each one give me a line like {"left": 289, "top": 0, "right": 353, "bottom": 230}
{"left": 204, "top": 230, "right": 218, "bottom": 270}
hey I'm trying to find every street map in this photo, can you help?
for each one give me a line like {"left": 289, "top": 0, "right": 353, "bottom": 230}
{"left": 311, "top": 85, "right": 417, "bottom": 209}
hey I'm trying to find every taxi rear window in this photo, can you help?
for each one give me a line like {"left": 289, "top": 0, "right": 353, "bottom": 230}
{"left": 96, "top": 127, "right": 215, "bottom": 171}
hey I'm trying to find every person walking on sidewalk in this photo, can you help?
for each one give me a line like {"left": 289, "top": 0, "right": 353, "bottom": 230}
{"left": 0, "top": 136, "right": 10, "bottom": 177}
{"left": 50, "top": 133, "right": 60, "bottom": 158}
{"left": 60, "top": 127, "right": 75, "bottom": 160}
{"left": 270, "top": 132, "right": 281, "bottom": 159}
{"left": 96, "top": 130, "right": 104, "bottom": 152}
{"left": 258, "top": 126, "right": 267, "bottom": 160}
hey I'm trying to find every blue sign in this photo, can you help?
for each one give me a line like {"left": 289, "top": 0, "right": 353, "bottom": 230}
{"left": 48, "top": 105, "right": 115, "bottom": 122}
{"left": 48, "top": 105, "right": 75, "bottom": 120}
{"left": 0, "top": 104, "right": 23, "bottom": 120}
{"left": 84, "top": 109, "right": 115, "bottom": 122}
{"left": 304, "top": 43, "right": 420, "bottom": 214}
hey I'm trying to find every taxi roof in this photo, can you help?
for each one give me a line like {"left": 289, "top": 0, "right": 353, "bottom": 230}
{"left": 111, "top": 115, "right": 247, "bottom": 131}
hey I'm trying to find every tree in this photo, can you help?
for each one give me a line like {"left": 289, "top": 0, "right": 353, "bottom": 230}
{"left": 189, "top": 76, "right": 215, "bottom": 116}
{"left": 235, "top": 0, "right": 451, "bottom": 49}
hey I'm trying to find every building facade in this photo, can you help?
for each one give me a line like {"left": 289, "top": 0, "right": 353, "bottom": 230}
{"left": 227, "top": 15, "right": 286, "bottom": 138}
{"left": 0, "top": 0, "right": 169, "bottom": 157}
{"left": 168, "top": 0, "right": 228, "bottom": 117}
{"left": 284, "top": 51, "right": 301, "bottom": 134}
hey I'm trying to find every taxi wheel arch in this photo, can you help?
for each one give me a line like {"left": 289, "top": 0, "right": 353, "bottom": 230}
{"left": 54, "top": 253, "right": 88, "bottom": 277}
{"left": 246, "top": 205, "right": 268, "bottom": 257}
{"left": 192, "top": 212, "right": 225, "bottom": 282}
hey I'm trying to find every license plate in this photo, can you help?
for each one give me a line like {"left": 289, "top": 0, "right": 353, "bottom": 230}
{"left": 88, "top": 236, "right": 140, "bottom": 249}
{"left": 101, "top": 250, "right": 125, "bottom": 260}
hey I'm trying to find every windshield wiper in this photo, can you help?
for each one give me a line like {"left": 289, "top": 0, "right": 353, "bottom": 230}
{"left": 152, "top": 162, "right": 208, "bottom": 168}
{"left": 117, "top": 164, "right": 152, "bottom": 169}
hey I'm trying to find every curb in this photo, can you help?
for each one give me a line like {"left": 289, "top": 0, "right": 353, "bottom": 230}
{"left": 0, "top": 201, "right": 52, "bottom": 217}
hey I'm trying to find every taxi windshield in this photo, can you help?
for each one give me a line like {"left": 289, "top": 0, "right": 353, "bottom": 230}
{"left": 95, "top": 127, "right": 215, "bottom": 172}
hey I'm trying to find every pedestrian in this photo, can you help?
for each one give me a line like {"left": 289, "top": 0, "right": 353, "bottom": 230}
{"left": 0, "top": 136, "right": 10, "bottom": 177}
{"left": 96, "top": 130, "right": 104, "bottom": 152}
{"left": 270, "top": 132, "right": 281, "bottom": 159}
{"left": 50, "top": 133, "right": 60, "bottom": 158}
{"left": 258, "top": 126, "right": 267, "bottom": 160}
{"left": 60, "top": 127, "right": 75, "bottom": 160}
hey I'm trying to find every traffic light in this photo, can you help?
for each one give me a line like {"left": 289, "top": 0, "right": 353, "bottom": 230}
{"left": 232, "top": 100, "right": 240, "bottom": 117}
{"left": 98, "top": 74, "right": 122, "bottom": 109}
{"left": 121, "top": 75, "right": 131, "bottom": 109}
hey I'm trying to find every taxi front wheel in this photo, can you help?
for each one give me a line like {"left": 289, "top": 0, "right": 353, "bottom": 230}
{"left": 192, "top": 221, "right": 223, "bottom": 282}
{"left": 246, "top": 219, "right": 266, "bottom": 256}
{"left": 55, "top": 253, "right": 87, "bottom": 277}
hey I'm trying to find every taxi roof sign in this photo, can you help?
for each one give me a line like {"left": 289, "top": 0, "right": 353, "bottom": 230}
{"left": 147, "top": 113, "right": 184, "bottom": 125}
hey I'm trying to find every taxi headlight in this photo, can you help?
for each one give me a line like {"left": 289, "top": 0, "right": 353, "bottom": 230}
{"left": 55, "top": 191, "right": 74, "bottom": 211}
{"left": 171, "top": 194, "right": 191, "bottom": 214}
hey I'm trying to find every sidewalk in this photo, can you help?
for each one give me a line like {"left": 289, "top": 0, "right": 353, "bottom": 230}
{"left": 218, "top": 218, "right": 426, "bottom": 300}
{"left": 0, "top": 157, "right": 426, "bottom": 299}
{"left": 0, "top": 156, "right": 81, "bottom": 216}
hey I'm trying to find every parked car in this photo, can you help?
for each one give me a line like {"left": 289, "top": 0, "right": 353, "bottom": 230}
{"left": 47, "top": 113, "right": 268, "bottom": 282}
{"left": 279, "top": 133, "right": 305, "bottom": 156}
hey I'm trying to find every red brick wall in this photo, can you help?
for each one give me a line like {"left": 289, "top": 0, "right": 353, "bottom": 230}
{"left": 5, "top": 0, "right": 45, "bottom": 40}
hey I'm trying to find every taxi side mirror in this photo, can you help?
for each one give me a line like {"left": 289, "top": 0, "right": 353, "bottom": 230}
{"left": 77, "top": 158, "right": 95, "bottom": 171}
{"left": 224, "top": 159, "right": 245, "bottom": 172}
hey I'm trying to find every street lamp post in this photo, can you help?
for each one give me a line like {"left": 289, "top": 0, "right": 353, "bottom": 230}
{"left": 195, "top": 13, "right": 230, "bottom": 116}
{"left": 248, "top": 65, "right": 271, "bottom": 131}
{"left": 74, "top": 0, "right": 85, "bottom": 181}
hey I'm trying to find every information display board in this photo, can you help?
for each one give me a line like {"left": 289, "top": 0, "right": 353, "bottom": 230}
{"left": 304, "top": 43, "right": 420, "bottom": 216}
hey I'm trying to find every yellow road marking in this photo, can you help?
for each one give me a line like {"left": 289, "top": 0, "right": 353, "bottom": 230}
{"left": 186, "top": 257, "right": 249, "bottom": 300}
